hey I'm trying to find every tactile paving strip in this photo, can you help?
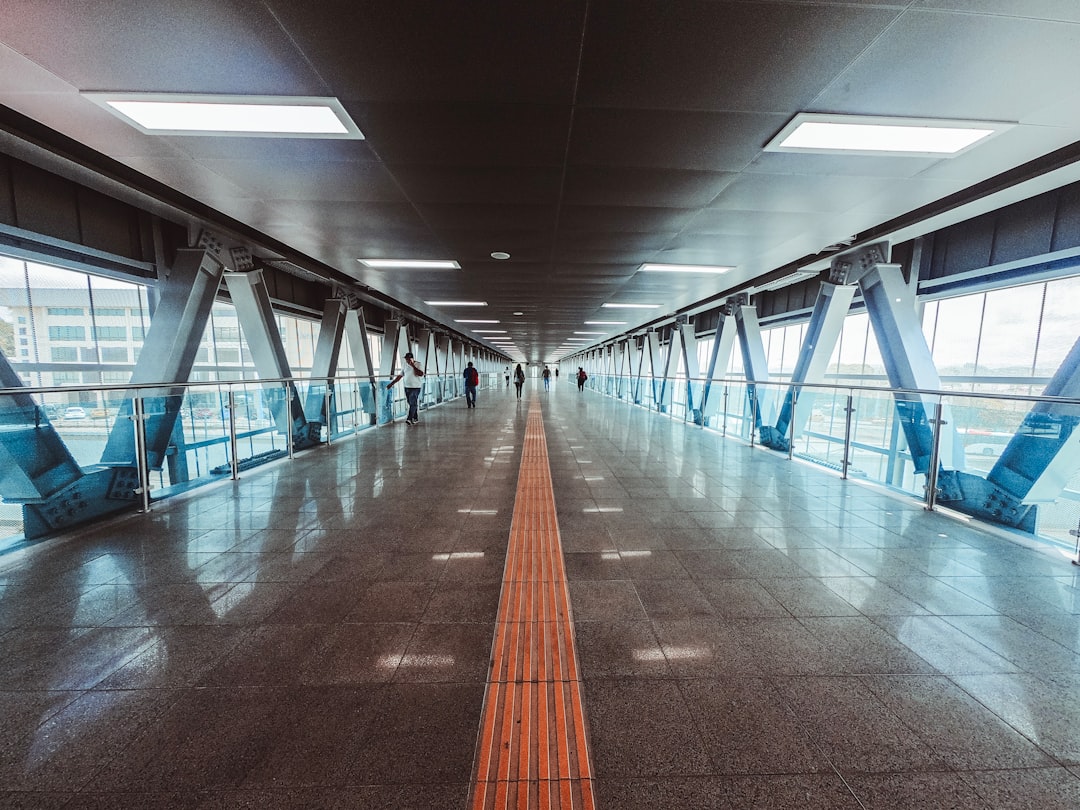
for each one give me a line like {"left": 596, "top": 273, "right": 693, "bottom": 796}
{"left": 469, "top": 400, "right": 596, "bottom": 810}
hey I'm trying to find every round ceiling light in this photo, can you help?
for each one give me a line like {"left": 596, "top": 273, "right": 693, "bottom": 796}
{"left": 491, "top": 251, "right": 511, "bottom": 260}
{"left": 513, "top": 311, "right": 524, "bottom": 316}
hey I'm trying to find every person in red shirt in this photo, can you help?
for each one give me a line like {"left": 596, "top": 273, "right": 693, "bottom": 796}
{"left": 463, "top": 361, "right": 479, "bottom": 408}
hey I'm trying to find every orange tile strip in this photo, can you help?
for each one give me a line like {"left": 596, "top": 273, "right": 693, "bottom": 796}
{"left": 470, "top": 400, "right": 596, "bottom": 810}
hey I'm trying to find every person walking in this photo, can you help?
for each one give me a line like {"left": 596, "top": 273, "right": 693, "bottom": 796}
{"left": 504, "top": 366, "right": 511, "bottom": 387}
{"left": 463, "top": 361, "right": 479, "bottom": 408}
{"left": 513, "top": 363, "right": 526, "bottom": 399}
{"left": 387, "top": 351, "right": 425, "bottom": 424}
{"left": 542, "top": 366, "right": 551, "bottom": 390}
{"left": 576, "top": 366, "right": 587, "bottom": 391}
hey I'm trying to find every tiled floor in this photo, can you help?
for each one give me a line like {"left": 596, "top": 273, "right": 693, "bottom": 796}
{"left": 3, "top": 382, "right": 1080, "bottom": 808}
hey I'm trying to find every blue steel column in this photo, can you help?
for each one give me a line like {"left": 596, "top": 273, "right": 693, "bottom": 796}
{"left": 677, "top": 322, "right": 703, "bottom": 424}
{"left": 101, "top": 248, "right": 226, "bottom": 469}
{"left": 0, "top": 355, "right": 83, "bottom": 501}
{"left": 223, "top": 270, "right": 319, "bottom": 449}
{"left": 735, "top": 302, "right": 775, "bottom": 441}
{"left": 631, "top": 337, "right": 645, "bottom": 404}
{"left": 657, "top": 329, "right": 678, "bottom": 413}
{"left": 343, "top": 307, "right": 377, "bottom": 424}
{"left": 853, "top": 260, "right": 962, "bottom": 485}
{"left": 762, "top": 282, "right": 856, "bottom": 451}
{"left": 304, "top": 299, "right": 348, "bottom": 435}
{"left": 701, "top": 308, "right": 738, "bottom": 427}
{"left": 613, "top": 340, "right": 627, "bottom": 399}
{"left": 13, "top": 248, "right": 226, "bottom": 538}
{"left": 961, "top": 336, "right": 1080, "bottom": 530}
{"left": 435, "top": 335, "right": 452, "bottom": 402}
{"left": 644, "top": 330, "right": 662, "bottom": 409}
{"left": 378, "top": 319, "right": 409, "bottom": 424}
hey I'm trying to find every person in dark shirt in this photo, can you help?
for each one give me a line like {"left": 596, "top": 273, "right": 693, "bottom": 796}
{"left": 463, "top": 361, "right": 479, "bottom": 408}
{"left": 513, "top": 364, "right": 525, "bottom": 399}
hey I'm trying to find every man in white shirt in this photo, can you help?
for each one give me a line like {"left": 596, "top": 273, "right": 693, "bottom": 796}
{"left": 387, "top": 351, "right": 425, "bottom": 425}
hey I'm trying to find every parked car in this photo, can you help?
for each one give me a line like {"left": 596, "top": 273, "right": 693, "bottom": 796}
{"left": 91, "top": 408, "right": 108, "bottom": 419}
{"left": 965, "top": 442, "right": 1004, "bottom": 457}
{"left": 63, "top": 406, "right": 87, "bottom": 421}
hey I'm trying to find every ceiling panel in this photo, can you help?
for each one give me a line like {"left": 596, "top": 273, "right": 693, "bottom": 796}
{"left": 568, "top": 109, "right": 790, "bottom": 172}
{"left": 0, "top": 0, "right": 323, "bottom": 95}
{"left": 352, "top": 102, "right": 572, "bottom": 167}
{"left": 265, "top": 0, "right": 588, "bottom": 103}
{"left": 3, "top": 0, "right": 1080, "bottom": 363}
{"left": 577, "top": 0, "right": 903, "bottom": 112}
{"left": 198, "top": 158, "right": 405, "bottom": 203}
{"left": 563, "top": 166, "right": 735, "bottom": 208}
{"left": 389, "top": 166, "right": 564, "bottom": 205}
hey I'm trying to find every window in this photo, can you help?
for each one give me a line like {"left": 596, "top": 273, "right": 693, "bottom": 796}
{"left": 96, "top": 308, "right": 126, "bottom": 317}
{"left": 51, "top": 372, "right": 80, "bottom": 385}
{"left": 214, "top": 326, "right": 241, "bottom": 342}
{"left": 48, "top": 326, "right": 85, "bottom": 341}
{"left": 47, "top": 307, "right": 85, "bottom": 316}
{"left": 51, "top": 347, "right": 78, "bottom": 362}
{"left": 216, "top": 348, "right": 241, "bottom": 364}
{"left": 100, "top": 347, "right": 128, "bottom": 363}
{"left": 93, "top": 326, "right": 126, "bottom": 341}
{"left": 80, "top": 347, "right": 99, "bottom": 362}
{"left": 131, "top": 326, "right": 146, "bottom": 342}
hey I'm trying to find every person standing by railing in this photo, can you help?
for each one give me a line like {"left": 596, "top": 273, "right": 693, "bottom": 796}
{"left": 387, "top": 351, "right": 425, "bottom": 425}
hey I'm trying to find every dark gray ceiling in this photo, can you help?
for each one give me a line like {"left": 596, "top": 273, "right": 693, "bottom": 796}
{"left": 3, "top": 0, "right": 1080, "bottom": 361}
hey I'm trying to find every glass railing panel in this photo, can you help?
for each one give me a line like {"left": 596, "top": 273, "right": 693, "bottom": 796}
{"left": 794, "top": 385, "right": 851, "bottom": 471}
{"left": 949, "top": 392, "right": 1029, "bottom": 473}
{"left": 849, "top": 387, "right": 920, "bottom": 495}
{"left": 49, "top": 393, "right": 114, "bottom": 468}
{"left": 715, "top": 381, "right": 753, "bottom": 441}
{"left": 172, "top": 384, "right": 233, "bottom": 486}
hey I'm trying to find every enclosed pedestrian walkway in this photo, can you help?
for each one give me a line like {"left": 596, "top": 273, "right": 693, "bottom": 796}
{"left": 3, "top": 380, "right": 1080, "bottom": 808}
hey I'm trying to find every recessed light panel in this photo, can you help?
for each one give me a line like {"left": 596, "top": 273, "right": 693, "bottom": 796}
{"left": 84, "top": 93, "right": 364, "bottom": 138}
{"left": 640, "top": 263, "right": 731, "bottom": 274}
{"left": 360, "top": 259, "right": 459, "bottom": 269}
{"left": 602, "top": 303, "right": 661, "bottom": 309}
{"left": 765, "top": 113, "right": 1009, "bottom": 158}
{"left": 585, "top": 320, "right": 626, "bottom": 325}
{"left": 455, "top": 319, "right": 500, "bottom": 324}
{"left": 425, "top": 301, "right": 487, "bottom": 306}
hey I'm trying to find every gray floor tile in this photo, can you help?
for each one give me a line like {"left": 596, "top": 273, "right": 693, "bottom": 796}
{"left": 584, "top": 679, "right": 714, "bottom": 777}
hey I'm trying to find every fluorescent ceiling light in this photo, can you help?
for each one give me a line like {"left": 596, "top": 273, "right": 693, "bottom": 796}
{"left": 426, "top": 301, "right": 487, "bottom": 306}
{"left": 602, "top": 303, "right": 661, "bottom": 309}
{"left": 640, "top": 263, "right": 731, "bottom": 274}
{"left": 585, "top": 320, "right": 626, "bottom": 325}
{"left": 751, "top": 270, "right": 817, "bottom": 293}
{"left": 455, "top": 319, "right": 499, "bottom": 324}
{"left": 84, "top": 93, "right": 364, "bottom": 138}
{"left": 473, "top": 330, "right": 507, "bottom": 334}
{"left": 359, "top": 259, "right": 459, "bottom": 269}
{"left": 765, "top": 113, "right": 1009, "bottom": 157}
{"left": 574, "top": 331, "right": 606, "bottom": 335}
